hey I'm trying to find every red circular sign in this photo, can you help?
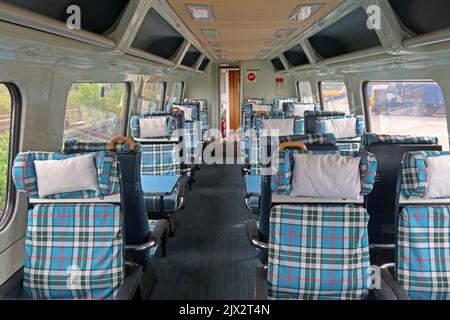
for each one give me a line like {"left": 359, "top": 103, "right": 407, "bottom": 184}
{"left": 247, "top": 72, "right": 256, "bottom": 82}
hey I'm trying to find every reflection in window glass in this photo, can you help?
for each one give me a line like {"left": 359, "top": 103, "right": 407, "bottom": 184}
{"left": 64, "top": 83, "right": 128, "bottom": 142}
{"left": 366, "top": 81, "right": 449, "bottom": 150}
{"left": 297, "top": 81, "right": 314, "bottom": 103}
{"left": 141, "top": 82, "right": 166, "bottom": 114}
{"left": 320, "top": 81, "right": 350, "bottom": 114}
{"left": 170, "top": 81, "right": 184, "bottom": 105}
{"left": 0, "top": 84, "right": 12, "bottom": 219}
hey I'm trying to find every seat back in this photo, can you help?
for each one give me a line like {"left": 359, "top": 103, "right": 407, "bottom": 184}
{"left": 272, "top": 97, "right": 298, "bottom": 112}
{"left": 141, "top": 142, "right": 181, "bottom": 176}
{"left": 130, "top": 111, "right": 184, "bottom": 139}
{"left": 266, "top": 151, "right": 377, "bottom": 300}
{"left": 364, "top": 134, "right": 441, "bottom": 245}
{"left": 283, "top": 102, "right": 318, "bottom": 118}
{"left": 396, "top": 151, "right": 450, "bottom": 299}
{"left": 250, "top": 134, "right": 337, "bottom": 175}
{"left": 64, "top": 139, "right": 153, "bottom": 267}
{"left": 304, "top": 111, "right": 346, "bottom": 135}
{"left": 305, "top": 111, "right": 364, "bottom": 152}
{"left": 12, "top": 151, "right": 124, "bottom": 299}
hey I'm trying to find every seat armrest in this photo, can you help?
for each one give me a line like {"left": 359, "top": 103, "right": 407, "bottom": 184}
{"left": 114, "top": 263, "right": 143, "bottom": 300}
{"left": 254, "top": 264, "right": 268, "bottom": 300}
{"left": 125, "top": 219, "right": 168, "bottom": 252}
{"left": 247, "top": 219, "right": 268, "bottom": 250}
{"left": 378, "top": 268, "right": 410, "bottom": 300}
{"left": 149, "top": 219, "right": 169, "bottom": 241}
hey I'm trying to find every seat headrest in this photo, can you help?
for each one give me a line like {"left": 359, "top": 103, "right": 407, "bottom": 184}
{"left": 13, "top": 151, "right": 120, "bottom": 199}
{"left": 363, "top": 133, "right": 439, "bottom": 146}
{"left": 64, "top": 139, "right": 140, "bottom": 154}
{"left": 272, "top": 149, "right": 377, "bottom": 196}
{"left": 130, "top": 113, "right": 182, "bottom": 139}
{"left": 401, "top": 151, "right": 450, "bottom": 198}
{"left": 316, "top": 115, "right": 365, "bottom": 138}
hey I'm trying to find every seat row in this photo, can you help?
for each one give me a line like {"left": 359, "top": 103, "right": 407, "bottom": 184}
{"left": 0, "top": 99, "right": 208, "bottom": 300}
{"left": 245, "top": 131, "right": 446, "bottom": 300}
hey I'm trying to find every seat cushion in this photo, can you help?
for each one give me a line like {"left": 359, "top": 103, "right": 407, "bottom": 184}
{"left": 24, "top": 204, "right": 124, "bottom": 300}
{"left": 145, "top": 193, "right": 179, "bottom": 212}
{"left": 398, "top": 206, "right": 450, "bottom": 300}
{"left": 267, "top": 204, "right": 371, "bottom": 300}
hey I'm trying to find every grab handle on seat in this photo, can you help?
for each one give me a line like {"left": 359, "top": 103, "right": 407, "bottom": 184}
{"left": 108, "top": 136, "right": 135, "bottom": 152}
{"left": 279, "top": 141, "right": 307, "bottom": 151}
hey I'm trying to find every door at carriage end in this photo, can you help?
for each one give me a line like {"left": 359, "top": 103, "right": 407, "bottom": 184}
{"left": 228, "top": 70, "right": 240, "bottom": 131}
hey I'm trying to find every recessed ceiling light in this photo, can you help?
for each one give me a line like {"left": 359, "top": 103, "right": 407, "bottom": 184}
{"left": 213, "top": 48, "right": 224, "bottom": 54}
{"left": 274, "top": 28, "right": 296, "bottom": 38}
{"left": 201, "top": 29, "right": 219, "bottom": 38}
{"left": 266, "top": 41, "right": 282, "bottom": 48}
{"left": 289, "top": 3, "right": 324, "bottom": 21}
{"left": 187, "top": 4, "right": 213, "bottom": 22}
{"left": 208, "top": 41, "right": 222, "bottom": 48}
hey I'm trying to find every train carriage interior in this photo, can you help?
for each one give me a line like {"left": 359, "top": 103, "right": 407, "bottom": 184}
{"left": 1, "top": 0, "right": 450, "bottom": 306}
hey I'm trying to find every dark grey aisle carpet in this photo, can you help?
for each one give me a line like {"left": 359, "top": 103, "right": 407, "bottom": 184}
{"left": 150, "top": 164, "right": 257, "bottom": 300}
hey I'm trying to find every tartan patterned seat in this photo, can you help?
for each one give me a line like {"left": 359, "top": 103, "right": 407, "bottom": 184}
{"left": 268, "top": 204, "right": 371, "bottom": 300}
{"left": 266, "top": 150, "right": 377, "bottom": 300}
{"left": 391, "top": 151, "right": 450, "bottom": 300}
{"left": 63, "top": 140, "right": 169, "bottom": 263}
{"left": 272, "top": 149, "right": 377, "bottom": 196}
{"left": 141, "top": 143, "right": 185, "bottom": 213}
{"left": 273, "top": 98, "right": 298, "bottom": 112}
{"left": 363, "top": 133, "right": 439, "bottom": 147}
{"left": 130, "top": 111, "right": 183, "bottom": 139}
{"left": 362, "top": 135, "right": 441, "bottom": 251}
{"left": 12, "top": 151, "right": 124, "bottom": 300}
{"left": 245, "top": 134, "right": 337, "bottom": 214}
{"left": 315, "top": 115, "right": 365, "bottom": 152}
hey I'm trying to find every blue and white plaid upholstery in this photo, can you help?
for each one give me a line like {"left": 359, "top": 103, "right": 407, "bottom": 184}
{"left": 24, "top": 204, "right": 124, "bottom": 299}
{"left": 141, "top": 144, "right": 181, "bottom": 176}
{"left": 145, "top": 193, "right": 179, "bottom": 213}
{"left": 140, "top": 143, "right": 182, "bottom": 212}
{"left": 64, "top": 139, "right": 134, "bottom": 153}
{"left": 363, "top": 133, "right": 439, "bottom": 147}
{"left": 130, "top": 112, "right": 181, "bottom": 139}
{"left": 268, "top": 204, "right": 371, "bottom": 300}
{"left": 272, "top": 149, "right": 377, "bottom": 196}
{"left": 183, "top": 121, "right": 202, "bottom": 164}
{"left": 397, "top": 206, "right": 450, "bottom": 300}
{"left": 13, "top": 151, "right": 120, "bottom": 199}
{"left": 337, "top": 142, "right": 362, "bottom": 153}
{"left": 173, "top": 103, "right": 200, "bottom": 122}
{"left": 316, "top": 115, "right": 365, "bottom": 138}
{"left": 283, "top": 102, "right": 318, "bottom": 117}
{"left": 12, "top": 151, "right": 125, "bottom": 300}
{"left": 253, "top": 112, "right": 286, "bottom": 132}
{"left": 273, "top": 98, "right": 298, "bottom": 112}
{"left": 401, "top": 151, "right": 450, "bottom": 198}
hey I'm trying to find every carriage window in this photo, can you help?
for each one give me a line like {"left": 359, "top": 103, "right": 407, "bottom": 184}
{"left": 64, "top": 83, "right": 129, "bottom": 142}
{"left": 170, "top": 82, "right": 184, "bottom": 105}
{"left": 297, "top": 81, "right": 314, "bottom": 103}
{"left": 320, "top": 81, "right": 350, "bottom": 114}
{"left": 140, "top": 82, "right": 166, "bottom": 114}
{"left": 365, "top": 81, "right": 449, "bottom": 150}
{"left": 0, "top": 84, "right": 18, "bottom": 226}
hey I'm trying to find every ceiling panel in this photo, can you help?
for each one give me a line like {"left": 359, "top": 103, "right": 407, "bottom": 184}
{"left": 168, "top": 0, "right": 343, "bottom": 61}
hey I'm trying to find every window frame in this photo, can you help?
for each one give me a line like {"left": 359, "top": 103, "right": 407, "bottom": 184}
{"left": 362, "top": 79, "right": 447, "bottom": 139}
{"left": 0, "top": 83, "right": 21, "bottom": 231}
{"left": 296, "top": 81, "right": 314, "bottom": 104}
{"left": 171, "top": 81, "right": 185, "bottom": 104}
{"left": 64, "top": 82, "right": 131, "bottom": 141}
{"left": 142, "top": 81, "right": 167, "bottom": 112}
{"left": 319, "top": 81, "right": 350, "bottom": 113}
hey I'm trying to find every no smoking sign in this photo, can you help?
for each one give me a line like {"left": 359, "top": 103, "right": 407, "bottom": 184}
{"left": 247, "top": 72, "right": 256, "bottom": 82}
